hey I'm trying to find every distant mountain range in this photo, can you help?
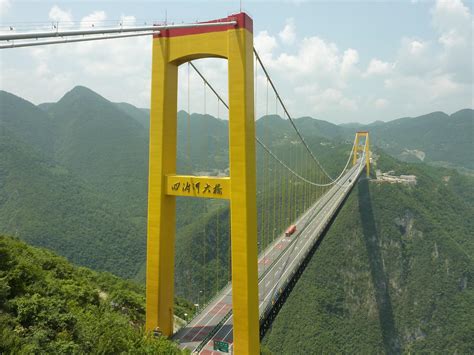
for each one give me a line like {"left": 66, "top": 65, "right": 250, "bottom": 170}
{"left": 289, "top": 110, "right": 473, "bottom": 171}
{"left": 0, "top": 85, "right": 354, "bottom": 282}
{"left": 1, "top": 85, "right": 472, "bottom": 279}
{"left": 114, "top": 92, "right": 474, "bottom": 171}
{"left": 338, "top": 109, "right": 474, "bottom": 171}
{"left": 1, "top": 86, "right": 472, "bottom": 352}
{"left": 35, "top": 86, "right": 474, "bottom": 172}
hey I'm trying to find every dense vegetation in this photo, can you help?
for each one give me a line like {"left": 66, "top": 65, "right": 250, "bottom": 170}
{"left": 263, "top": 152, "right": 474, "bottom": 353}
{"left": 0, "top": 235, "right": 186, "bottom": 354}
{"left": 160, "top": 114, "right": 355, "bottom": 302}
{"left": 367, "top": 109, "right": 473, "bottom": 171}
{"left": 1, "top": 86, "right": 472, "bottom": 352}
{"left": 0, "top": 125, "right": 145, "bottom": 278}
{"left": 339, "top": 110, "right": 474, "bottom": 171}
{"left": 0, "top": 87, "right": 352, "bottom": 293}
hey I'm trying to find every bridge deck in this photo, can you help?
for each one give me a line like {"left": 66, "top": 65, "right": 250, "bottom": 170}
{"left": 173, "top": 163, "right": 364, "bottom": 353}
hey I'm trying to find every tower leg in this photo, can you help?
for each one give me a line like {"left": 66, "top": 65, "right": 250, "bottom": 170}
{"left": 146, "top": 37, "right": 178, "bottom": 336}
{"left": 228, "top": 28, "right": 260, "bottom": 355}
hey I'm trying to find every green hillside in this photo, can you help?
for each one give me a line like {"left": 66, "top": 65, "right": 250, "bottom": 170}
{"left": 258, "top": 109, "right": 474, "bottom": 172}
{"left": 176, "top": 110, "right": 229, "bottom": 173}
{"left": 1, "top": 87, "right": 352, "bottom": 281}
{"left": 1, "top": 88, "right": 235, "bottom": 283}
{"left": 284, "top": 109, "right": 474, "bottom": 172}
{"left": 139, "top": 114, "right": 355, "bottom": 301}
{"left": 0, "top": 127, "right": 145, "bottom": 278}
{"left": 44, "top": 86, "right": 149, "bottom": 217}
{"left": 0, "top": 91, "right": 55, "bottom": 157}
{"left": 0, "top": 87, "right": 474, "bottom": 354}
{"left": 115, "top": 102, "right": 150, "bottom": 130}
{"left": 341, "top": 110, "right": 474, "bottom": 171}
{"left": 1, "top": 86, "right": 472, "bottom": 352}
{"left": 0, "top": 235, "right": 184, "bottom": 354}
{"left": 263, "top": 152, "right": 474, "bottom": 353}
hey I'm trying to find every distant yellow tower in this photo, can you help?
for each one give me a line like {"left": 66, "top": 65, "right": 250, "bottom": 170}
{"left": 353, "top": 131, "right": 370, "bottom": 176}
{"left": 145, "top": 13, "right": 259, "bottom": 354}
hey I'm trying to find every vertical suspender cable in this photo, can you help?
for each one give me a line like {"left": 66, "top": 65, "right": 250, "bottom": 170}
{"left": 187, "top": 62, "right": 191, "bottom": 174}
{"left": 254, "top": 48, "right": 335, "bottom": 182}
{"left": 272, "top": 93, "right": 278, "bottom": 241}
{"left": 216, "top": 208, "right": 220, "bottom": 294}
{"left": 263, "top": 77, "right": 269, "bottom": 278}
{"left": 204, "top": 81, "right": 207, "bottom": 115}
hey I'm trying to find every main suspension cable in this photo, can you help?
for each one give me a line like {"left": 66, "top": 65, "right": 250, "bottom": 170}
{"left": 188, "top": 60, "right": 360, "bottom": 187}
{"left": 253, "top": 48, "right": 335, "bottom": 182}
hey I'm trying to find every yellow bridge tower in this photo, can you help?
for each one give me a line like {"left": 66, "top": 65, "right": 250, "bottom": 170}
{"left": 353, "top": 131, "right": 370, "bottom": 176}
{"left": 145, "top": 13, "right": 259, "bottom": 354}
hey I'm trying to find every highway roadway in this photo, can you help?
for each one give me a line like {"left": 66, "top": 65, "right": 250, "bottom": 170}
{"left": 173, "top": 161, "right": 365, "bottom": 354}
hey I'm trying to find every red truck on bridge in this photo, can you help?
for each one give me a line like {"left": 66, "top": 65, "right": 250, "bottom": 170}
{"left": 285, "top": 224, "right": 297, "bottom": 237}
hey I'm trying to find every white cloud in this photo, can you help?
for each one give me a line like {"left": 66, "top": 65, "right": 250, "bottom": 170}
{"left": 48, "top": 5, "right": 73, "bottom": 24}
{"left": 254, "top": 30, "right": 278, "bottom": 61}
{"left": 1, "top": 1, "right": 472, "bottom": 124}
{"left": 396, "top": 38, "right": 436, "bottom": 76}
{"left": 409, "top": 40, "right": 425, "bottom": 54}
{"left": 0, "top": 0, "right": 10, "bottom": 15}
{"left": 120, "top": 15, "right": 137, "bottom": 27}
{"left": 302, "top": 87, "right": 358, "bottom": 115}
{"left": 431, "top": 0, "right": 473, "bottom": 82}
{"left": 366, "top": 58, "right": 392, "bottom": 76}
{"left": 341, "top": 48, "right": 359, "bottom": 77}
{"left": 374, "top": 98, "right": 388, "bottom": 109}
{"left": 256, "top": 31, "right": 363, "bottom": 118}
{"left": 384, "top": 73, "right": 462, "bottom": 102}
{"left": 269, "top": 35, "right": 347, "bottom": 90}
{"left": 432, "top": 0, "right": 471, "bottom": 34}
{"left": 255, "top": 3, "right": 472, "bottom": 122}
{"left": 279, "top": 18, "right": 296, "bottom": 45}
{"left": 80, "top": 11, "right": 107, "bottom": 29}
{"left": 1, "top": 7, "right": 153, "bottom": 108}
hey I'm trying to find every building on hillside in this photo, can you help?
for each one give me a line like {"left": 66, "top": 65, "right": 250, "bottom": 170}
{"left": 373, "top": 170, "right": 417, "bottom": 185}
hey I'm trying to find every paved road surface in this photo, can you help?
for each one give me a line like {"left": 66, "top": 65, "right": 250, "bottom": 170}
{"left": 173, "top": 162, "right": 364, "bottom": 353}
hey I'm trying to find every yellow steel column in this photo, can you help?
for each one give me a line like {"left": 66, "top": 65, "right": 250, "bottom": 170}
{"left": 145, "top": 13, "right": 259, "bottom": 352}
{"left": 352, "top": 134, "right": 359, "bottom": 166}
{"left": 365, "top": 133, "right": 370, "bottom": 176}
{"left": 353, "top": 131, "right": 370, "bottom": 176}
{"left": 228, "top": 27, "right": 260, "bottom": 354}
{"left": 146, "top": 36, "right": 178, "bottom": 336}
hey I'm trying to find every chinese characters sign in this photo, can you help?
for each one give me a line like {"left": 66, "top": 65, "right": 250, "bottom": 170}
{"left": 166, "top": 175, "right": 230, "bottom": 200}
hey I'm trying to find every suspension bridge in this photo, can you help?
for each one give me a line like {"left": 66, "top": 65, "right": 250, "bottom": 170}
{"left": 2, "top": 12, "right": 370, "bottom": 355}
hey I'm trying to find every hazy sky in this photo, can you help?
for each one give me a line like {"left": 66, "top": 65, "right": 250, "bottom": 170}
{"left": 0, "top": 0, "right": 472, "bottom": 124}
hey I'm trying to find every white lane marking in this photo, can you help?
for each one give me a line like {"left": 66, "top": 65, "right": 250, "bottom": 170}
{"left": 177, "top": 285, "right": 233, "bottom": 341}
{"left": 213, "top": 170, "right": 360, "bottom": 345}
{"left": 192, "top": 167, "right": 363, "bottom": 349}
{"left": 187, "top": 302, "right": 229, "bottom": 343}
{"left": 258, "top": 171, "right": 357, "bottom": 308}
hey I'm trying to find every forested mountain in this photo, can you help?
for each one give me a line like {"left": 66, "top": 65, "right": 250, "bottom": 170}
{"left": 270, "top": 108, "right": 474, "bottom": 172}
{"left": 0, "top": 126, "right": 145, "bottom": 278}
{"left": 263, "top": 151, "right": 474, "bottom": 353}
{"left": 1, "top": 86, "right": 472, "bottom": 352}
{"left": 262, "top": 109, "right": 474, "bottom": 171}
{"left": 0, "top": 88, "right": 232, "bottom": 281}
{"left": 114, "top": 102, "right": 150, "bottom": 130}
{"left": 0, "top": 91, "right": 56, "bottom": 157}
{"left": 0, "top": 235, "right": 184, "bottom": 353}
{"left": 43, "top": 86, "right": 150, "bottom": 217}
{"left": 0, "top": 86, "right": 351, "bottom": 284}
{"left": 348, "top": 110, "right": 474, "bottom": 171}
